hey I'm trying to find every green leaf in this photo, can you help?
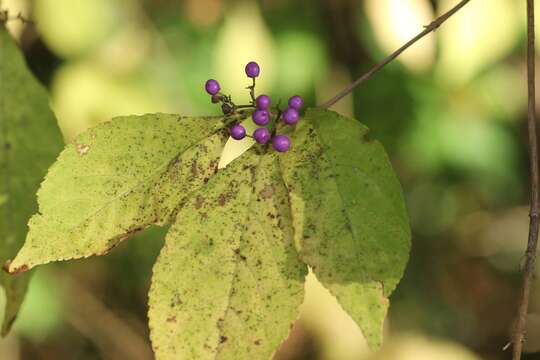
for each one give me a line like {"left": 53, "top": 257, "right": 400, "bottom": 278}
{"left": 6, "top": 112, "right": 244, "bottom": 273}
{"left": 149, "top": 150, "right": 307, "bottom": 360}
{"left": 279, "top": 108, "right": 411, "bottom": 350}
{"left": 0, "top": 27, "right": 64, "bottom": 334}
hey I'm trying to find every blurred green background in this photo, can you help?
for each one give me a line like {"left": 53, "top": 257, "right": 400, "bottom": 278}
{"left": 0, "top": 0, "right": 538, "bottom": 359}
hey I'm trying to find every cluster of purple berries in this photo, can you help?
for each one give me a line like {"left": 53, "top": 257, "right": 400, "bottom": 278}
{"left": 204, "top": 61, "right": 304, "bottom": 153}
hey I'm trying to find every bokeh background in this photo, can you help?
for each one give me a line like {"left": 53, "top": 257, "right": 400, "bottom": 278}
{"left": 0, "top": 0, "right": 538, "bottom": 359}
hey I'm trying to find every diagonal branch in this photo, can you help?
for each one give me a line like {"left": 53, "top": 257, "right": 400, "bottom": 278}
{"left": 512, "top": 0, "right": 539, "bottom": 358}
{"left": 318, "top": 0, "right": 470, "bottom": 109}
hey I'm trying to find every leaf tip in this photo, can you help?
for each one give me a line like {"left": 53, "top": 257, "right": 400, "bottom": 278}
{"left": 3, "top": 260, "right": 29, "bottom": 275}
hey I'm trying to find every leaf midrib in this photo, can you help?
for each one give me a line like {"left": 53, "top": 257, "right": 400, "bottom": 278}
{"left": 37, "top": 125, "right": 227, "bottom": 242}
{"left": 214, "top": 154, "right": 263, "bottom": 359}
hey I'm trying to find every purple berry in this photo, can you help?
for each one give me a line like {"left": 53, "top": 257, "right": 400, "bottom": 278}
{"left": 282, "top": 107, "right": 299, "bottom": 125}
{"left": 230, "top": 124, "right": 246, "bottom": 140}
{"left": 256, "top": 95, "right": 271, "bottom": 110}
{"left": 288, "top": 95, "right": 303, "bottom": 110}
{"left": 253, "top": 128, "right": 271, "bottom": 144}
{"left": 245, "top": 61, "right": 260, "bottom": 78}
{"left": 272, "top": 135, "right": 291, "bottom": 152}
{"left": 205, "top": 79, "right": 220, "bottom": 95}
{"left": 252, "top": 110, "right": 270, "bottom": 126}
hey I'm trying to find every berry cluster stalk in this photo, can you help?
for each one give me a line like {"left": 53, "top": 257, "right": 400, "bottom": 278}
{"left": 512, "top": 0, "right": 539, "bottom": 358}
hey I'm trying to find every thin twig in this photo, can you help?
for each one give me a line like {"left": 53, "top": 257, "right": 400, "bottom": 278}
{"left": 512, "top": 0, "right": 539, "bottom": 358}
{"left": 318, "top": 0, "right": 470, "bottom": 109}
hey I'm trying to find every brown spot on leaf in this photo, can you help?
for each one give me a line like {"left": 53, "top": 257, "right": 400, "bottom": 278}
{"left": 218, "top": 193, "right": 227, "bottom": 206}
{"left": 191, "top": 160, "right": 199, "bottom": 177}
{"left": 219, "top": 336, "right": 228, "bottom": 344}
{"left": 254, "top": 339, "right": 262, "bottom": 346}
{"left": 4, "top": 261, "right": 29, "bottom": 275}
{"left": 76, "top": 143, "right": 90, "bottom": 155}
{"left": 166, "top": 316, "right": 177, "bottom": 323}
{"left": 259, "top": 185, "right": 274, "bottom": 199}
{"left": 195, "top": 196, "right": 205, "bottom": 209}
{"left": 233, "top": 248, "right": 247, "bottom": 261}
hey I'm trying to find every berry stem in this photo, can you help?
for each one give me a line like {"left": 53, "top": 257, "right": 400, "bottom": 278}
{"left": 248, "top": 77, "right": 256, "bottom": 104}
{"left": 268, "top": 105, "right": 283, "bottom": 137}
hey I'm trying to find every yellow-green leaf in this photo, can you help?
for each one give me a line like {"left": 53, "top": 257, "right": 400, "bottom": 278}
{"left": 0, "top": 27, "right": 64, "bottom": 334}
{"left": 149, "top": 150, "right": 307, "bottom": 359}
{"left": 279, "top": 108, "right": 411, "bottom": 349}
{"left": 7, "top": 112, "right": 246, "bottom": 273}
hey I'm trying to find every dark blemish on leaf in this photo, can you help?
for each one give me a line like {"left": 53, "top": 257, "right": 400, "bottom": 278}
{"left": 234, "top": 248, "right": 247, "bottom": 261}
{"left": 4, "top": 142, "right": 11, "bottom": 150}
{"left": 76, "top": 143, "right": 90, "bottom": 155}
{"left": 195, "top": 196, "right": 205, "bottom": 209}
{"left": 191, "top": 160, "right": 199, "bottom": 177}
{"left": 219, "top": 336, "right": 228, "bottom": 344}
{"left": 166, "top": 316, "right": 177, "bottom": 323}
{"left": 259, "top": 185, "right": 274, "bottom": 199}
{"left": 254, "top": 339, "right": 262, "bottom": 346}
{"left": 115, "top": 226, "right": 145, "bottom": 245}
{"left": 218, "top": 194, "right": 227, "bottom": 206}
{"left": 203, "top": 177, "right": 210, "bottom": 184}
{"left": 4, "top": 261, "right": 29, "bottom": 275}
{"left": 170, "top": 294, "right": 183, "bottom": 307}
